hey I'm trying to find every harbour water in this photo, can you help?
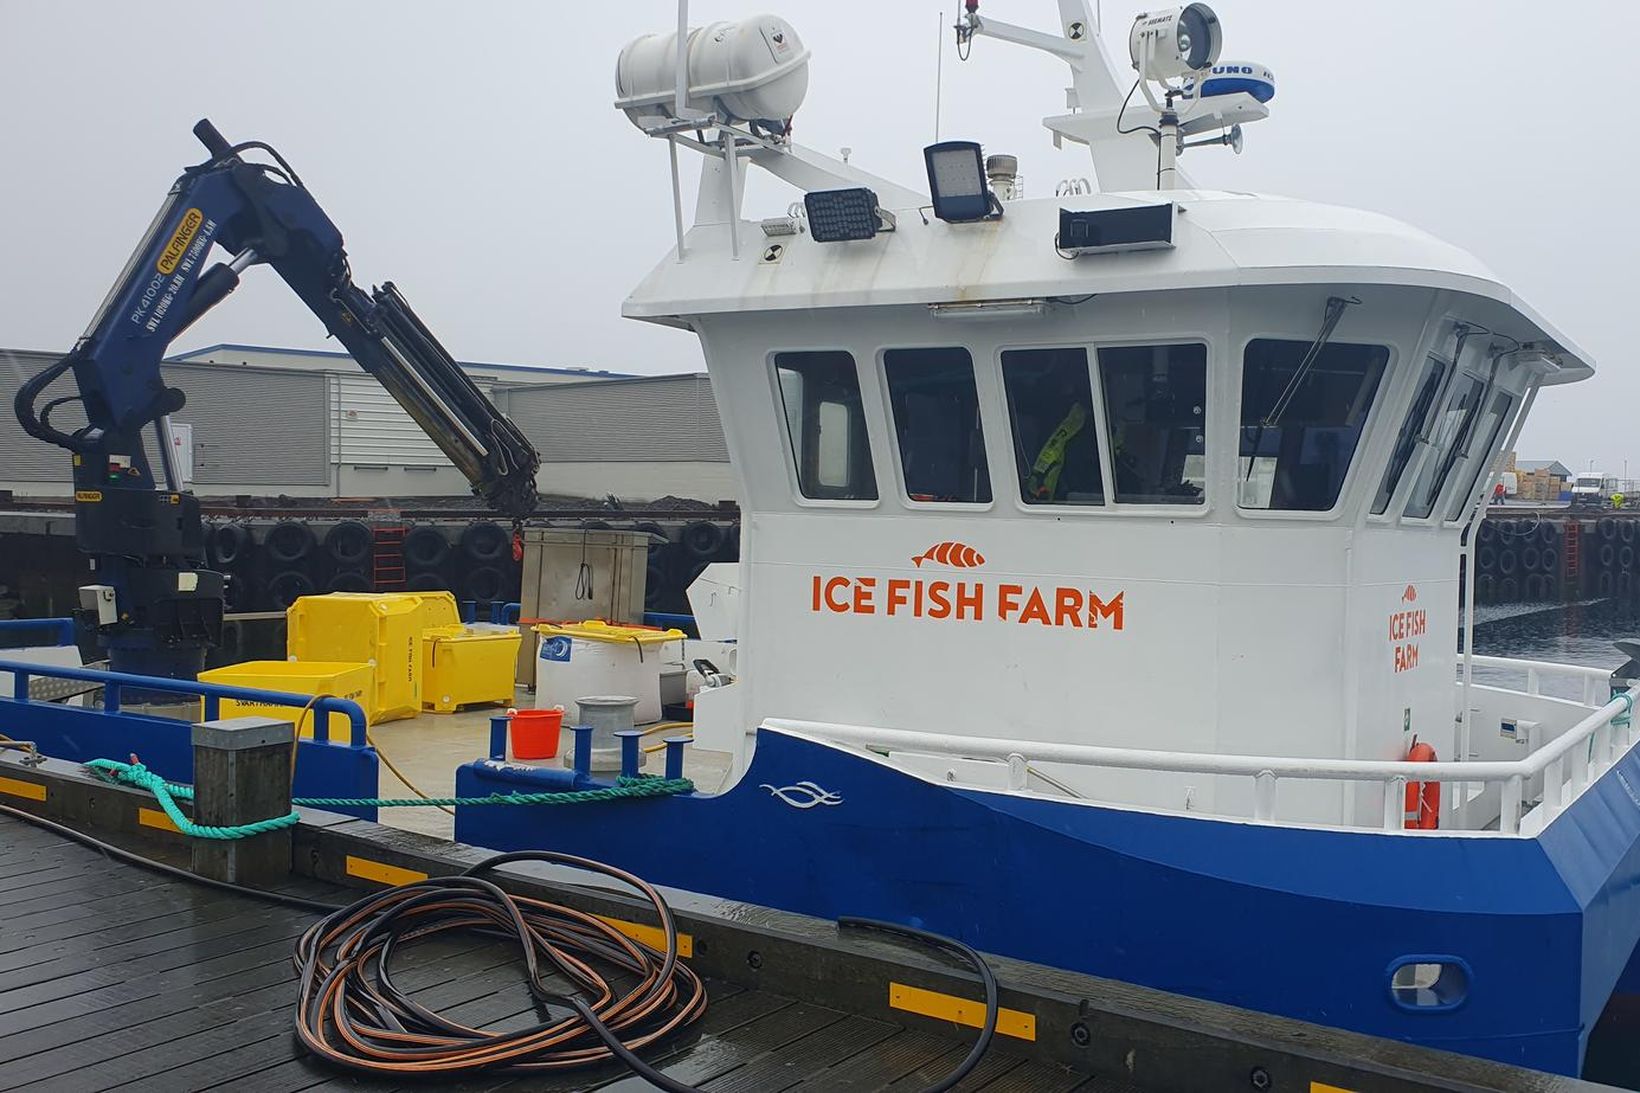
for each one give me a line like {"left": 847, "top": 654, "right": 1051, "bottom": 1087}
{"left": 1469, "top": 598, "right": 1639, "bottom": 699}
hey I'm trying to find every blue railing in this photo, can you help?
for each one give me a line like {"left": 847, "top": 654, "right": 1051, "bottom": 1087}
{"left": 0, "top": 658, "right": 369, "bottom": 747}
{"left": 491, "top": 601, "right": 522, "bottom": 626}
{"left": 0, "top": 618, "right": 76, "bottom": 647}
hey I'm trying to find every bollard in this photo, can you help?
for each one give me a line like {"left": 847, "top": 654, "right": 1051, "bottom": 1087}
{"left": 488, "top": 714, "right": 509, "bottom": 761}
{"left": 190, "top": 715, "right": 295, "bottom": 886}
{"left": 615, "top": 730, "right": 643, "bottom": 778}
{"left": 663, "top": 737, "right": 689, "bottom": 781}
{"left": 569, "top": 723, "right": 594, "bottom": 776}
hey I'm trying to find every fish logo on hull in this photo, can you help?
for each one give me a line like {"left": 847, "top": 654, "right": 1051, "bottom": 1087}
{"left": 1402, "top": 585, "right": 1418, "bottom": 604}
{"left": 913, "top": 542, "right": 985, "bottom": 569}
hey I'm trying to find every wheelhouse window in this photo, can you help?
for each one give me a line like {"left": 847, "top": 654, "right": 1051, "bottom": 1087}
{"left": 1372, "top": 355, "right": 1448, "bottom": 515}
{"left": 1237, "top": 340, "right": 1388, "bottom": 511}
{"left": 1403, "top": 371, "right": 1487, "bottom": 519}
{"left": 1096, "top": 344, "right": 1207, "bottom": 505}
{"left": 884, "top": 347, "right": 992, "bottom": 504}
{"left": 1001, "top": 348, "right": 1103, "bottom": 505}
{"left": 775, "top": 351, "right": 877, "bottom": 500}
{"left": 1445, "top": 391, "right": 1515, "bottom": 521}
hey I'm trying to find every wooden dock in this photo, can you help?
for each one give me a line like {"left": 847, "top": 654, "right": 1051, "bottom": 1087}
{"left": 0, "top": 749, "right": 1618, "bottom": 1093}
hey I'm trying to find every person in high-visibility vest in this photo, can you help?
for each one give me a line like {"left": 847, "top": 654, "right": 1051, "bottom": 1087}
{"left": 1614, "top": 491, "right": 1627, "bottom": 510}
{"left": 1027, "top": 402, "right": 1089, "bottom": 501}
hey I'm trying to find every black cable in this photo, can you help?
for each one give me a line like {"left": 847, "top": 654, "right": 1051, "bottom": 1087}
{"left": 839, "top": 917, "right": 998, "bottom": 1093}
{"left": 4, "top": 809, "right": 998, "bottom": 1092}
{"left": 0, "top": 802, "right": 343, "bottom": 913}
{"left": 1115, "top": 75, "right": 1160, "bottom": 137}
{"left": 223, "top": 139, "right": 305, "bottom": 188}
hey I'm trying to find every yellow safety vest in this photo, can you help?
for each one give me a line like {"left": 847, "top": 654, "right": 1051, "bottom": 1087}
{"left": 1029, "top": 403, "right": 1088, "bottom": 500}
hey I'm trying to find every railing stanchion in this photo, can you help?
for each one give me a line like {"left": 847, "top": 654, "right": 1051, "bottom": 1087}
{"left": 13, "top": 670, "right": 29, "bottom": 705}
{"left": 1501, "top": 775, "right": 1523, "bottom": 835}
{"left": 1384, "top": 776, "right": 1406, "bottom": 831}
{"left": 103, "top": 683, "right": 121, "bottom": 713}
{"left": 1544, "top": 755, "right": 1565, "bottom": 814}
{"left": 204, "top": 695, "right": 220, "bottom": 721}
{"left": 1006, "top": 753, "right": 1028, "bottom": 791}
{"left": 1572, "top": 734, "right": 1591, "bottom": 793}
{"left": 1253, "top": 770, "right": 1277, "bottom": 821}
{"left": 1527, "top": 667, "right": 1541, "bottom": 696}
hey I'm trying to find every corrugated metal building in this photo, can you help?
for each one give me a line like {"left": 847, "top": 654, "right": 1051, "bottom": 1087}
{"left": 1, "top": 344, "right": 738, "bottom": 504}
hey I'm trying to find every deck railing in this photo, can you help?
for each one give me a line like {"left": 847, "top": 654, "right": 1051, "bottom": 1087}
{"left": 0, "top": 658, "right": 370, "bottom": 747}
{"left": 1463, "top": 653, "right": 1613, "bottom": 706}
{"left": 764, "top": 662, "right": 1637, "bottom": 835}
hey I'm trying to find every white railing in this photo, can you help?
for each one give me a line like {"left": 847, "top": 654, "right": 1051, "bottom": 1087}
{"left": 1463, "top": 654, "right": 1613, "bottom": 706}
{"left": 764, "top": 681, "right": 1636, "bottom": 836}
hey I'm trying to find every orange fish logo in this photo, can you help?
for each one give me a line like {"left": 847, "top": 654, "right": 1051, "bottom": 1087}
{"left": 913, "top": 542, "right": 985, "bottom": 569}
{"left": 1401, "top": 585, "right": 1418, "bottom": 603}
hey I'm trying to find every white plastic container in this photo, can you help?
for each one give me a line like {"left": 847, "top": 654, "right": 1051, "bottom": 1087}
{"left": 533, "top": 622, "right": 685, "bottom": 725}
{"left": 615, "top": 15, "right": 809, "bottom": 130}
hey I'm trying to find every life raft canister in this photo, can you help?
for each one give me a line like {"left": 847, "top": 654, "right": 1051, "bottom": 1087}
{"left": 1404, "top": 737, "right": 1440, "bottom": 830}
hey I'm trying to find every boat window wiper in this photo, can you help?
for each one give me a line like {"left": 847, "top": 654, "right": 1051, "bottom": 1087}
{"left": 1242, "top": 294, "right": 1359, "bottom": 481}
{"left": 1261, "top": 295, "right": 1359, "bottom": 429}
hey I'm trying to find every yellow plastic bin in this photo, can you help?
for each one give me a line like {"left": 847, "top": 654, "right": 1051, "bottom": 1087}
{"left": 197, "top": 660, "right": 374, "bottom": 737}
{"left": 422, "top": 626, "right": 523, "bottom": 713}
{"left": 533, "top": 620, "right": 685, "bottom": 724}
{"left": 286, "top": 593, "right": 429, "bottom": 723}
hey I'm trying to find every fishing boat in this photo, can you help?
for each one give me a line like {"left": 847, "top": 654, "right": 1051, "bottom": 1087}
{"left": 6, "top": 0, "right": 1637, "bottom": 1080}
{"left": 449, "top": 2, "right": 1640, "bottom": 1077}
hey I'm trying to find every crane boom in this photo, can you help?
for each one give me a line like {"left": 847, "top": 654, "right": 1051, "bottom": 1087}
{"left": 14, "top": 119, "right": 541, "bottom": 679}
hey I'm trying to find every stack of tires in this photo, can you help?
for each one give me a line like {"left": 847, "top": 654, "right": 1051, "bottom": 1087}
{"left": 455, "top": 521, "right": 514, "bottom": 605}
{"left": 1589, "top": 518, "right": 1638, "bottom": 599}
{"left": 1475, "top": 519, "right": 1562, "bottom": 604}
{"left": 643, "top": 520, "right": 739, "bottom": 615}
{"left": 404, "top": 525, "right": 454, "bottom": 594}
{"left": 321, "top": 521, "right": 374, "bottom": 595}
{"left": 264, "top": 520, "right": 321, "bottom": 610}
{"left": 204, "top": 521, "right": 257, "bottom": 612}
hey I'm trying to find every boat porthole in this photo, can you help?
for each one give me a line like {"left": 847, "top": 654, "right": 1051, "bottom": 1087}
{"left": 1387, "top": 956, "right": 1471, "bottom": 1012}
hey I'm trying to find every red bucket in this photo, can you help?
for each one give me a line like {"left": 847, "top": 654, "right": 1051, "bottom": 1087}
{"left": 510, "top": 707, "right": 564, "bottom": 760}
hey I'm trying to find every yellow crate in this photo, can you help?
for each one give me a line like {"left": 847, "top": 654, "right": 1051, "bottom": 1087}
{"left": 422, "top": 626, "right": 522, "bottom": 713}
{"left": 197, "top": 660, "right": 374, "bottom": 737}
{"left": 286, "top": 593, "right": 431, "bottom": 723}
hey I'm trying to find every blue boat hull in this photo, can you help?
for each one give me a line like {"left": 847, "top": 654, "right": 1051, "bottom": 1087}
{"left": 456, "top": 728, "right": 1640, "bottom": 1076}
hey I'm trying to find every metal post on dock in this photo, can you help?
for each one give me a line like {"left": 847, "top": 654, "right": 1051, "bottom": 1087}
{"left": 190, "top": 716, "right": 295, "bottom": 885}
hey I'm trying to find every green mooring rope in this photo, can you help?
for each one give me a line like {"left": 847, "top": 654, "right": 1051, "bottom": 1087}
{"left": 83, "top": 758, "right": 694, "bottom": 841}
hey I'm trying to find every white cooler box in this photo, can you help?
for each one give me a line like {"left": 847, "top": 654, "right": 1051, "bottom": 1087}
{"left": 533, "top": 621, "right": 685, "bottom": 725}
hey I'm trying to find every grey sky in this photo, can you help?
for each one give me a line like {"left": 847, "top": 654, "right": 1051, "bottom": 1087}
{"left": 1, "top": 1, "right": 1633, "bottom": 472}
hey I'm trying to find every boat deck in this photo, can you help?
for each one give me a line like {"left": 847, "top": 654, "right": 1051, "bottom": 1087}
{"left": 0, "top": 815, "right": 1097, "bottom": 1093}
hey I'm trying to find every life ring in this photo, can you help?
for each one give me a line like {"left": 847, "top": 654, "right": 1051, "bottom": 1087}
{"left": 1404, "top": 739, "right": 1440, "bottom": 830}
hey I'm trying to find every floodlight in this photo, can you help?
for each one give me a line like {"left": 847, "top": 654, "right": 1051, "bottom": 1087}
{"left": 1129, "top": 5, "right": 1222, "bottom": 82}
{"left": 804, "top": 188, "right": 888, "bottom": 242}
{"left": 924, "top": 141, "right": 996, "bottom": 223}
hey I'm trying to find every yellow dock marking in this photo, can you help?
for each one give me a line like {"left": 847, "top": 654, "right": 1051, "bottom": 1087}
{"left": 137, "top": 808, "right": 180, "bottom": 833}
{"left": 889, "top": 982, "right": 1036, "bottom": 1041}
{"left": 595, "top": 915, "right": 694, "bottom": 958}
{"left": 345, "top": 856, "right": 428, "bottom": 887}
{"left": 1311, "top": 1083, "right": 1358, "bottom": 1093}
{"left": 0, "top": 776, "right": 46, "bottom": 802}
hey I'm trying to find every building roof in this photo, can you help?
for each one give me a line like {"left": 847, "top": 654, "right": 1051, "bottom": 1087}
{"left": 169, "top": 343, "right": 630, "bottom": 380}
{"left": 1516, "top": 460, "right": 1572, "bottom": 477}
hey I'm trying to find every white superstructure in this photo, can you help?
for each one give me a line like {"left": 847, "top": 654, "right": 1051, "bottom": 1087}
{"left": 617, "top": 2, "right": 1594, "bottom": 829}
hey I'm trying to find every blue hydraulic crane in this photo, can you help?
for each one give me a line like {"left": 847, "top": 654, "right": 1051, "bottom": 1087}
{"left": 14, "top": 120, "right": 541, "bottom": 680}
